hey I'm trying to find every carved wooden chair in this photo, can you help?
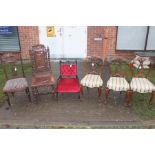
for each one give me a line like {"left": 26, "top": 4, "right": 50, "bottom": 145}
{"left": 129, "top": 58, "right": 155, "bottom": 105}
{"left": 29, "top": 44, "right": 55, "bottom": 103}
{"left": 1, "top": 52, "right": 31, "bottom": 108}
{"left": 56, "top": 60, "right": 80, "bottom": 100}
{"left": 105, "top": 57, "right": 130, "bottom": 105}
{"left": 80, "top": 56, "right": 104, "bottom": 98}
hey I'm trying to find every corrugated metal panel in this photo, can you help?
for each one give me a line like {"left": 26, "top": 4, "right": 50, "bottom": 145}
{"left": 0, "top": 26, "right": 20, "bottom": 52}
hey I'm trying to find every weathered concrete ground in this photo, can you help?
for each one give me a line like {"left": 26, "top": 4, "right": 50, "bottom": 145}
{"left": 0, "top": 61, "right": 153, "bottom": 128}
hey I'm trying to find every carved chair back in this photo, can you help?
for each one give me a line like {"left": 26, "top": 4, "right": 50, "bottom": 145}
{"left": 1, "top": 52, "right": 25, "bottom": 80}
{"left": 129, "top": 57, "right": 152, "bottom": 79}
{"left": 29, "top": 44, "right": 51, "bottom": 74}
{"left": 108, "top": 57, "right": 130, "bottom": 78}
{"left": 83, "top": 56, "right": 104, "bottom": 75}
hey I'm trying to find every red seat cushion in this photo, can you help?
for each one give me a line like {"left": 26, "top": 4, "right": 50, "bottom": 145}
{"left": 56, "top": 78, "right": 80, "bottom": 93}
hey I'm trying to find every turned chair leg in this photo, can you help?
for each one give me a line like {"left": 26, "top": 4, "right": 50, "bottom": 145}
{"left": 25, "top": 87, "right": 31, "bottom": 102}
{"left": 105, "top": 87, "right": 110, "bottom": 99}
{"left": 98, "top": 87, "right": 102, "bottom": 97}
{"left": 56, "top": 92, "right": 58, "bottom": 101}
{"left": 78, "top": 92, "right": 80, "bottom": 99}
{"left": 4, "top": 92, "right": 11, "bottom": 107}
{"left": 149, "top": 91, "right": 155, "bottom": 104}
{"left": 127, "top": 90, "right": 133, "bottom": 106}
{"left": 31, "top": 87, "right": 38, "bottom": 104}
{"left": 80, "top": 85, "right": 84, "bottom": 95}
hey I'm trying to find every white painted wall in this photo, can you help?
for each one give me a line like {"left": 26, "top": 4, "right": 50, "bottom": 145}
{"left": 39, "top": 26, "right": 87, "bottom": 58}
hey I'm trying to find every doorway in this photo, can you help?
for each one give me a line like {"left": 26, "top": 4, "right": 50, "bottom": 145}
{"left": 39, "top": 26, "right": 87, "bottom": 58}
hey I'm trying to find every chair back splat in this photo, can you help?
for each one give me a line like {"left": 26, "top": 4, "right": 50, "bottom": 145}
{"left": 29, "top": 44, "right": 51, "bottom": 74}
{"left": 83, "top": 56, "right": 104, "bottom": 75}
{"left": 108, "top": 57, "right": 130, "bottom": 78}
{"left": 1, "top": 52, "right": 25, "bottom": 80}
{"left": 129, "top": 57, "right": 153, "bottom": 79}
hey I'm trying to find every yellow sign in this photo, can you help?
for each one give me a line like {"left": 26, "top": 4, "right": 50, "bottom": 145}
{"left": 46, "top": 26, "right": 55, "bottom": 37}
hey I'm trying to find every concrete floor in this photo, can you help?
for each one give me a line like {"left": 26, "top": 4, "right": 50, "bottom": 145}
{"left": 0, "top": 61, "right": 146, "bottom": 128}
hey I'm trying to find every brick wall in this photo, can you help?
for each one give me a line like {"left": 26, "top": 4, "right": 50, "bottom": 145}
{"left": 18, "top": 26, "right": 39, "bottom": 59}
{"left": 87, "top": 26, "right": 134, "bottom": 61}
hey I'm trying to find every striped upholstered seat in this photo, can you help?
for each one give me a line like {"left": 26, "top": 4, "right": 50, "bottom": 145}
{"left": 130, "top": 78, "right": 155, "bottom": 93}
{"left": 107, "top": 77, "right": 130, "bottom": 91}
{"left": 80, "top": 74, "right": 103, "bottom": 88}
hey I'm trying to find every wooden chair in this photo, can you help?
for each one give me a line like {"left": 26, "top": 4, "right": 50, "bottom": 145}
{"left": 129, "top": 58, "right": 155, "bottom": 105}
{"left": 1, "top": 52, "right": 31, "bottom": 108}
{"left": 105, "top": 57, "right": 130, "bottom": 105}
{"left": 56, "top": 60, "right": 80, "bottom": 100}
{"left": 80, "top": 56, "right": 104, "bottom": 98}
{"left": 29, "top": 44, "right": 55, "bottom": 103}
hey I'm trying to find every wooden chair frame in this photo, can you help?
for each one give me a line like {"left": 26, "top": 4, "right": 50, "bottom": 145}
{"left": 129, "top": 58, "right": 154, "bottom": 105}
{"left": 29, "top": 44, "right": 55, "bottom": 103}
{"left": 56, "top": 60, "right": 80, "bottom": 100}
{"left": 1, "top": 52, "right": 31, "bottom": 107}
{"left": 105, "top": 57, "right": 131, "bottom": 105}
{"left": 80, "top": 56, "right": 104, "bottom": 98}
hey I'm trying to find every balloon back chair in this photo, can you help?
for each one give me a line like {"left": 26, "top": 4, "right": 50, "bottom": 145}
{"left": 56, "top": 60, "right": 80, "bottom": 100}
{"left": 106, "top": 57, "right": 130, "bottom": 105}
{"left": 1, "top": 52, "right": 31, "bottom": 108}
{"left": 80, "top": 56, "right": 104, "bottom": 98}
{"left": 129, "top": 58, "right": 155, "bottom": 105}
{"left": 29, "top": 44, "right": 55, "bottom": 103}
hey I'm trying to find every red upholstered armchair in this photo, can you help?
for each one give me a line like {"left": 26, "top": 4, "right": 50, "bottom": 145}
{"left": 56, "top": 60, "right": 80, "bottom": 100}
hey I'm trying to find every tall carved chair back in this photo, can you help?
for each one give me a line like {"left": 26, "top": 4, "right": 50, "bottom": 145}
{"left": 29, "top": 44, "right": 51, "bottom": 74}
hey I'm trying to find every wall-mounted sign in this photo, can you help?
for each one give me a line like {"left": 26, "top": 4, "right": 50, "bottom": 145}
{"left": 46, "top": 26, "right": 55, "bottom": 37}
{"left": 0, "top": 26, "right": 13, "bottom": 35}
